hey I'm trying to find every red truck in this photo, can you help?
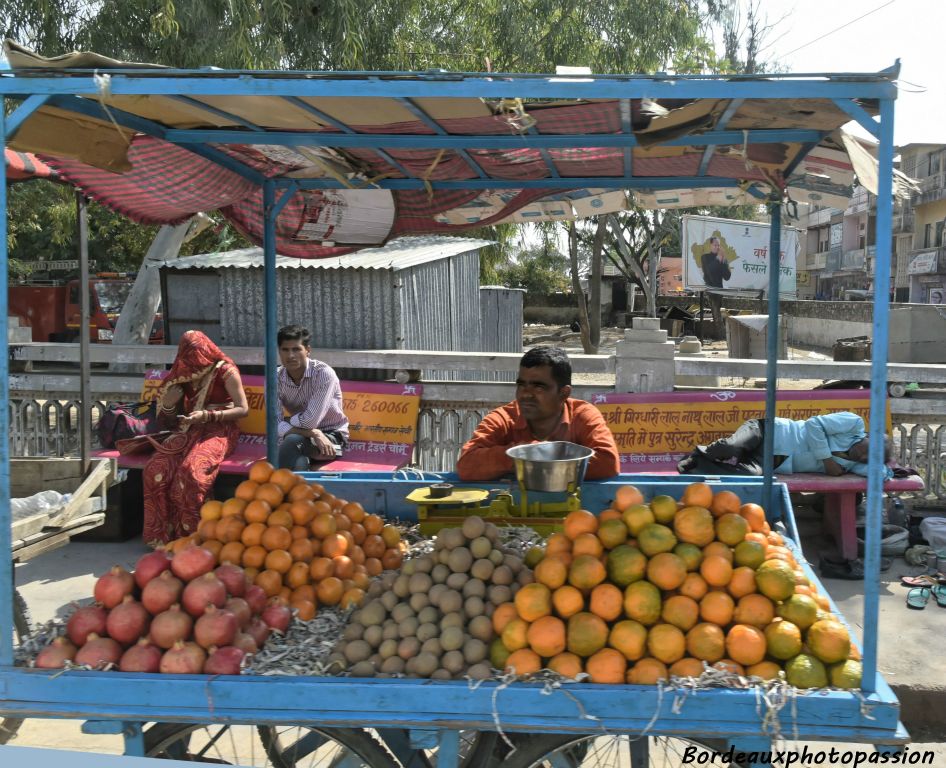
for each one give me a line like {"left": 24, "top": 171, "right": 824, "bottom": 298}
{"left": 8, "top": 275, "right": 163, "bottom": 343}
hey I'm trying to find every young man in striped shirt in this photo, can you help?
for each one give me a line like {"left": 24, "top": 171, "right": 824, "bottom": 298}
{"left": 276, "top": 324, "right": 349, "bottom": 470}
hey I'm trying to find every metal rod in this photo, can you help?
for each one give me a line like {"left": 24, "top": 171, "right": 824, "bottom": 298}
{"left": 77, "top": 191, "right": 91, "bottom": 471}
{"left": 762, "top": 200, "right": 782, "bottom": 516}
{"left": 698, "top": 291, "right": 704, "bottom": 342}
{"left": 263, "top": 180, "right": 279, "bottom": 466}
{"left": 283, "top": 176, "right": 756, "bottom": 192}
{"left": 861, "top": 95, "right": 896, "bottom": 695}
{"left": 0, "top": 96, "right": 13, "bottom": 666}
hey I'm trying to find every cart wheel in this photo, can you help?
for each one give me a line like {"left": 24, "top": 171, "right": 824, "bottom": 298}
{"left": 496, "top": 733, "right": 750, "bottom": 768}
{"left": 0, "top": 590, "right": 31, "bottom": 745}
{"left": 144, "top": 722, "right": 397, "bottom": 767}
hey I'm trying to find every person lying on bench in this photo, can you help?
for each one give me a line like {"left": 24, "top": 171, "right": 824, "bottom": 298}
{"left": 276, "top": 324, "right": 349, "bottom": 470}
{"left": 677, "top": 412, "right": 893, "bottom": 478}
{"left": 457, "top": 346, "right": 620, "bottom": 481}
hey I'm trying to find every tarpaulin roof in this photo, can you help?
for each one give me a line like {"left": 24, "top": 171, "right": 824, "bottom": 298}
{"left": 4, "top": 147, "right": 56, "bottom": 181}
{"left": 2, "top": 40, "right": 903, "bottom": 259}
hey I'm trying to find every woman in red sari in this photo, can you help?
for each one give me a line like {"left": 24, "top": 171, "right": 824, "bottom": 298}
{"left": 143, "top": 330, "right": 248, "bottom": 546}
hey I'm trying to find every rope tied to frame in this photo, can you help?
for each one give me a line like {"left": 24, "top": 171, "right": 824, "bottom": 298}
{"left": 92, "top": 70, "right": 131, "bottom": 148}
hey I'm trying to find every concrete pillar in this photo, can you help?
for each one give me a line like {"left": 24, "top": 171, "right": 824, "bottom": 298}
{"left": 614, "top": 316, "right": 675, "bottom": 392}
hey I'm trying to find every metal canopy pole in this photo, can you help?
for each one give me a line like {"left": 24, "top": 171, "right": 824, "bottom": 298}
{"left": 263, "top": 180, "right": 279, "bottom": 465}
{"left": 77, "top": 191, "right": 91, "bottom": 471}
{"left": 761, "top": 200, "right": 782, "bottom": 516}
{"left": 0, "top": 97, "right": 13, "bottom": 665}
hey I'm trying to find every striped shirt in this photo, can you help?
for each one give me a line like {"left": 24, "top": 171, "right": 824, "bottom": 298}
{"left": 276, "top": 358, "right": 349, "bottom": 441}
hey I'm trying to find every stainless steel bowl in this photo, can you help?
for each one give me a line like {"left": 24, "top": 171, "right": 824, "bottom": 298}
{"left": 506, "top": 441, "right": 594, "bottom": 492}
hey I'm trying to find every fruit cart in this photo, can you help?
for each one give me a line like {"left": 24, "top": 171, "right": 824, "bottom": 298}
{"left": 0, "top": 51, "right": 906, "bottom": 766}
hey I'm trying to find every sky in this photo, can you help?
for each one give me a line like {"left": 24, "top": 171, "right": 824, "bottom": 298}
{"left": 747, "top": 0, "right": 946, "bottom": 147}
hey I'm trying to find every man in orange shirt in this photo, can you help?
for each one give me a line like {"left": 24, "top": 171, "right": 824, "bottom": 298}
{"left": 457, "top": 346, "right": 620, "bottom": 481}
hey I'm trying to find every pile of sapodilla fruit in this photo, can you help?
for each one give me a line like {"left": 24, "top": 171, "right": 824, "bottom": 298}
{"left": 165, "top": 461, "right": 406, "bottom": 620}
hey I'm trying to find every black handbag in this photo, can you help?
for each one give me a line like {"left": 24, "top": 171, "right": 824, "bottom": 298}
{"left": 97, "top": 400, "right": 159, "bottom": 448}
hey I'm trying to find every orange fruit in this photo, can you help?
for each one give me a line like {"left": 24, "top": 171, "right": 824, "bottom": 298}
{"left": 340, "top": 587, "right": 365, "bottom": 609}
{"left": 566, "top": 612, "right": 609, "bottom": 657}
{"left": 333, "top": 554, "right": 355, "bottom": 580}
{"left": 733, "top": 540, "right": 766, "bottom": 570}
{"left": 563, "top": 510, "right": 599, "bottom": 540}
{"left": 681, "top": 482, "right": 713, "bottom": 509}
{"left": 670, "top": 658, "right": 706, "bottom": 678}
{"left": 287, "top": 482, "right": 316, "bottom": 503}
{"left": 726, "top": 566, "right": 758, "bottom": 598}
{"left": 572, "top": 532, "right": 604, "bottom": 558}
{"left": 290, "top": 525, "right": 310, "bottom": 541}
{"left": 260, "top": 525, "right": 292, "bottom": 552}
{"left": 764, "top": 618, "right": 803, "bottom": 660}
{"left": 700, "top": 555, "right": 733, "bottom": 588}
{"left": 501, "top": 618, "right": 530, "bottom": 652}
{"left": 288, "top": 538, "right": 314, "bottom": 563}
{"left": 535, "top": 557, "right": 568, "bottom": 590}
{"left": 685, "top": 622, "right": 726, "bottom": 662}
{"left": 585, "top": 648, "right": 626, "bottom": 683}
{"left": 381, "top": 549, "right": 403, "bottom": 570}
{"left": 589, "top": 583, "right": 623, "bottom": 621}
{"left": 310, "top": 513, "right": 337, "bottom": 539}
{"left": 636, "top": 524, "right": 677, "bottom": 556}
{"left": 679, "top": 573, "right": 708, "bottom": 601}
{"left": 291, "top": 584, "right": 316, "bottom": 603}
{"left": 746, "top": 660, "right": 782, "bottom": 680}
{"left": 515, "top": 583, "right": 553, "bottom": 622}
{"left": 614, "top": 485, "right": 645, "bottom": 512}
{"left": 806, "top": 619, "right": 851, "bottom": 664}
{"left": 266, "top": 509, "right": 294, "bottom": 530}
{"left": 364, "top": 557, "right": 382, "bottom": 576}
{"left": 240, "top": 521, "right": 267, "bottom": 548}
{"left": 598, "top": 508, "right": 623, "bottom": 523}
{"left": 547, "top": 652, "right": 584, "bottom": 679}
{"left": 526, "top": 615, "right": 567, "bottom": 657}
{"left": 674, "top": 506, "right": 716, "bottom": 547}
{"left": 551, "top": 585, "right": 585, "bottom": 619}
{"left": 546, "top": 532, "right": 573, "bottom": 557}
{"left": 568, "top": 554, "right": 607, "bottom": 590}
{"left": 218, "top": 541, "right": 245, "bottom": 566}
{"left": 255, "top": 569, "right": 283, "bottom": 597}
{"left": 710, "top": 490, "right": 742, "bottom": 518}
{"left": 248, "top": 460, "right": 275, "bottom": 485}
{"left": 649, "top": 495, "right": 679, "bottom": 524}
{"left": 309, "top": 557, "right": 335, "bottom": 581}
{"left": 739, "top": 503, "right": 767, "bottom": 532}
{"left": 755, "top": 559, "right": 796, "bottom": 601}
{"left": 646, "top": 552, "right": 688, "bottom": 591}
{"left": 242, "top": 566, "right": 259, "bottom": 583}
{"left": 264, "top": 548, "right": 292, "bottom": 574}
{"left": 322, "top": 533, "right": 349, "bottom": 558}
{"left": 626, "top": 658, "right": 669, "bottom": 684}
{"left": 200, "top": 500, "right": 224, "bottom": 521}
{"left": 725, "top": 624, "right": 767, "bottom": 666}
{"left": 242, "top": 544, "right": 267, "bottom": 569}
{"left": 244, "top": 499, "right": 272, "bottom": 524}
{"left": 505, "top": 648, "right": 542, "bottom": 676}
{"left": 349, "top": 523, "right": 367, "bottom": 545}
{"left": 646, "top": 623, "right": 686, "bottom": 665}
{"left": 254, "top": 482, "right": 284, "bottom": 509}
{"left": 291, "top": 599, "right": 317, "bottom": 621}
{"left": 362, "top": 534, "right": 385, "bottom": 559}
{"left": 623, "top": 581, "right": 662, "bottom": 626}
{"left": 597, "top": 518, "right": 629, "bottom": 549}
{"left": 316, "top": 576, "right": 344, "bottom": 606}
{"left": 777, "top": 594, "right": 819, "bottom": 630}
{"left": 715, "top": 513, "right": 750, "bottom": 546}
{"left": 605, "top": 545, "right": 647, "bottom": 587}
{"left": 289, "top": 501, "right": 316, "bottom": 527}
{"left": 733, "top": 593, "right": 775, "bottom": 628}
{"left": 196, "top": 519, "right": 218, "bottom": 541}
{"left": 270, "top": 468, "right": 300, "bottom": 494}
{"left": 341, "top": 502, "right": 366, "bottom": 523}
{"left": 608, "top": 619, "right": 648, "bottom": 661}
{"left": 221, "top": 498, "right": 247, "bottom": 519}
{"left": 699, "top": 591, "right": 735, "bottom": 625}
{"left": 622, "top": 504, "right": 655, "bottom": 536}
{"left": 217, "top": 517, "right": 246, "bottom": 544}
{"left": 363, "top": 514, "right": 383, "bottom": 535}
{"left": 286, "top": 560, "right": 311, "bottom": 589}
{"left": 660, "top": 595, "right": 700, "bottom": 632}
{"left": 234, "top": 480, "right": 259, "bottom": 501}
{"left": 702, "top": 541, "right": 733, "bottom": 562}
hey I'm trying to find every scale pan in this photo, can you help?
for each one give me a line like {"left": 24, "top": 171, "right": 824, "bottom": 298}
{"left": 506, "top": 441, "right": 594, "bottom": 492}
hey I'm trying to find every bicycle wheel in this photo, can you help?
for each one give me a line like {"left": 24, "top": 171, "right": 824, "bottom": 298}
{"left": 145, "top": 722, "right": 397, "bottom": 767}
{"left": 0, "top": 590, "right": 30, "bottom": 745}
{"left": 499, "top": 733, "right": 749, "bottom": 768}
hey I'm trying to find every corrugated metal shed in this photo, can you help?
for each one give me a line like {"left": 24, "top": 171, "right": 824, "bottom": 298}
{"left": 160, "top": 236, "right": 492, "bottom": 379}
{"left": 477, "top": 286, "right": 524, "bottom": 382}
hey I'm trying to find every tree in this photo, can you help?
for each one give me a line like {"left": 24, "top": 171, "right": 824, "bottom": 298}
{"left": 496, "top": 242, "right": 571, "bottom": 297}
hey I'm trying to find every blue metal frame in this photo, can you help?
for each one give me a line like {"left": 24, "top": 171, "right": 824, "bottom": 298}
{"left": 0, "top": 65, "right": 903, "bottom": 751}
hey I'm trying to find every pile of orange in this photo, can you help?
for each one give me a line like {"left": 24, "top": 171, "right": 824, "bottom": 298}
{"left": 165, "top": 461, "right": 405, "bottom": 622}
{"left": 493, "top": 482, "right": 862, "bottom": 689}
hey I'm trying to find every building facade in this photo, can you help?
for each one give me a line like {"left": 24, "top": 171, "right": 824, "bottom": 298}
{"left": 898, "top": 143, "right": 946, "bottom": 304}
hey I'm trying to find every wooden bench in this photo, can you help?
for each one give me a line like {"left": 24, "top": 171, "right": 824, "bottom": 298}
{"left": 593, "top": 389, "right": 924, "bottom": 560}
{"left": 94, "top": 371, "right": 423, "bottom": 474}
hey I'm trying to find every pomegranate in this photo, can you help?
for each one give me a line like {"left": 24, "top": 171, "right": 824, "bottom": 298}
{"left": 66, "top": 604, "right": 108, "bottom": 646}
{"left": 106, "top": 595, "right": 151, "bottom": 646}
{"left": 119, "top": 639, "right": 162, "bottom": 673}
{"left": 142, "top": 571, "right": 184, "bottom": 615}
{"left": 244, "top": 584, "right": 268, "bottom": 615}
{"left": 232, "top": 632, "right": 259, "bottom": 655}
{"left": 133, "top": 550, "right": 172, "bottom": 589}
{"left": 159, "top": 640, "right": 206, "bottom": 674}
{"left": 224, "top": 597, "right": 251, "bottom": 628}
{"left": 261, "top": 602, "right": 292, "bottom": 634}
{"left": 194, "top": 606, "right": 238, "bottom": 649}
{"left": 204, "top": 646, "right": 245, "bottom": 675}
{"left": 245, "top": 617, "right": 271, "bottom": 648}
{"left": 214, "top": 564, "right": 246, "bottom": 597}
{"left": 74, "top": 634, "right": 122, "bottom": 668}
{"left": 171, "top": 546, "right": 216, "bottom": 582}
{"left": 182, "top": 573, "right": 227, "bottom": 617}
{"left": 149, "top": 604, "right": 194, "bottom": 650}
{"left": 94, "top": 566, "right": 135, "bottom": 609}
{"left": 34, "top": 637, "right": 77, "bottom": 669}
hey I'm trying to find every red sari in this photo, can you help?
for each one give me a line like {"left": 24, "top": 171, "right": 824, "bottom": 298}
{"left": 143, "top": 332, "right": 241, "bottom": 545}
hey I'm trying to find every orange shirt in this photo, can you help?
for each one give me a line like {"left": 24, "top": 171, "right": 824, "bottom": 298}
{"left": 456, "top": 398, "right": 620, "bottom": 481}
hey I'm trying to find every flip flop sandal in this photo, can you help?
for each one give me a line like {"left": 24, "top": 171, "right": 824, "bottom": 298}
{"left": 900, "top": 574, "right": 946, "bottom": 588}
{"left": 933, "top": 585, "right": 946, "bottom": 608}
{"left": 906, "top": 587, "right": 931, "bottom": 609}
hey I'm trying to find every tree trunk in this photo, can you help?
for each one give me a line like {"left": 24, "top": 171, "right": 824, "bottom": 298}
{"left": 589, "top": 218, "right": 605, "bottom": 346}
{"left": 567, "top": 222, "right": 595, "bottom": 353}
{"left": 646, "top": 239, "right": 659, "bottom": 317}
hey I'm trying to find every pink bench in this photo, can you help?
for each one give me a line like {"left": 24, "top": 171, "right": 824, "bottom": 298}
{"left": 593, "top": 389, "right": 924, "bottom": 560}
{"left": 95, "top": 371, "right": 423, "bottom": 474}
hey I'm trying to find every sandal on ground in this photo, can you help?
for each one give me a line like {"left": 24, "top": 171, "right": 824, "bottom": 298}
{"left": 933, "top": 585, "right": 946, "bottom": 608}
{"left": 900, "top": 573, "right": 946, "bottom": 587}
{"left": 907, "top": 587, "right": 931, "bottom": 609}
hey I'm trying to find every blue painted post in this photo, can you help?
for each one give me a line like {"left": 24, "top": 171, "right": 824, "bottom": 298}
{"left": 263, "top": 180, "right": 279, "bottom": 465}
{"left": 762, "top": 201, "right": 782, "bottom": 516}
{"left": 862, "top": 96, "right": 896, "bottom": 695}
{"left": 0, "top": 97, "right": 12, "bottom": 666}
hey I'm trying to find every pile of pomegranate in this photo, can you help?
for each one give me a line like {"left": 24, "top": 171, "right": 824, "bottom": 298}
{"left": 34, "top": 545, "right": 291, "bottom": 674}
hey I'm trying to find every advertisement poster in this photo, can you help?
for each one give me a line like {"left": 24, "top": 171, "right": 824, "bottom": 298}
{"left": 682, "top": 215, "right": 799, "bottom": 294}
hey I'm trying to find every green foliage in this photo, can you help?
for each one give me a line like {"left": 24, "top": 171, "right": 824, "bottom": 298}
{"left": 496, "top": 242, "right": 571, "bottom": 297}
